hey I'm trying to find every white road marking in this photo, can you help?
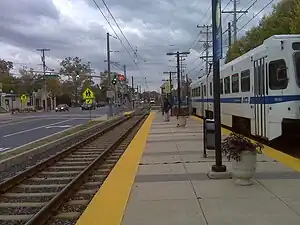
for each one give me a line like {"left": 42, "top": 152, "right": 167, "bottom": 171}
{"left": 2, "top": 119, "right": 74, "bottom": 138}
{"left": 0, "top": 118, "right": 46, "bottom": 128}
{"left": 45, "top": 125, "right": 73, "bottom": 129}
{"left": 0, "top": 147, "right": 11, "bottom": 152}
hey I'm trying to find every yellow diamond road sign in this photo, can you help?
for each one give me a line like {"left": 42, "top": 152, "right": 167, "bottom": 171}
{"left": 85, "top": 98, "right": 92, "bottom": 105}
{"left": 20, "top": 94, "right": 27, "bottom": 103}
{"left": 82, "top": 88, "right": 94, "bottom": 100}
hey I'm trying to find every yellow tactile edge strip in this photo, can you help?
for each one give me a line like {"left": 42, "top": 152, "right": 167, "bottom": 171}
{"left": 75, "top": 112, "right": 155, "bottom": 225}
{"left": 191, "top": 115, "right": 300, "bottom": 172}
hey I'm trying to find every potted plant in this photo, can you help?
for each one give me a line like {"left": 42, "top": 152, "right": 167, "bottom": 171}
{"left": 221, "top": 132, "right": 263, "bottom": 186}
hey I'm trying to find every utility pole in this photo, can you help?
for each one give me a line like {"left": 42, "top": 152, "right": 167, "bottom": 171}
{"left": 197, "top": 25, "right": 212, "bottom": 75}
{"left": 166, "top": 51, "right": 190, "bottom": 117}
{"left": 228, "top": 22, "right": 232, "bottom": 47}
{"left": 107, "top": 32, "right": 113, "bottom": 117}
{"left": 163, "top": 71, "right": 176, "bottom": 116}
{"left": 123, "top": 64, "right": 127, "bottom": 104}
{"left": 211, "top": 0, "right": 226, "bottom": 174}
{"left": 37, "top": 48, "right": 50, "bottom": 111}
{"left": 123, "top": 65, "right": 126, "bottom": 78}
{"left": 222, "top": 0, "right": 248, "bottom": 44}
{"left": 131, "top": 76, "right": 134, "bottom": 109}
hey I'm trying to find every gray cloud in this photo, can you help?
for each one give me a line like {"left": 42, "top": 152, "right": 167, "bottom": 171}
{"left": 0, "top": 0, "right": 281, "bottom": 91}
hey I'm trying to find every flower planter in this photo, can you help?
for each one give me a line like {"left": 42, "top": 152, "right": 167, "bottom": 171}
{"left": 231, "top": 151, "right": 257, "bottom": 186}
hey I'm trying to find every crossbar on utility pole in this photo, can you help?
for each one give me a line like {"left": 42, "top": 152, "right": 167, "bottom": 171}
{"left": 222, "top": 0, "right": 248, "bottom": 43}
{"left": 37, "top": 48, "right": 50, "bottom": 111}
{"left": 197, "top": 24, "right": 212, "bottom": 75}
{"left": 166, "top": 51, "right": 190, "bottom": 118}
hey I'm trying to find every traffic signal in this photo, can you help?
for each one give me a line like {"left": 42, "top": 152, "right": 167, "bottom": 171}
{"left": 112, "top": 76, "right": 117, "bottom": 85}
{"left": 118, "top": 74, "right": 125, "bottom": 81}
{"left": 75, "top": 71, "right": 80, "bottom": 80}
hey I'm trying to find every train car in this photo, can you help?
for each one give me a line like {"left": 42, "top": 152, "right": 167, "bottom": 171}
{"left": 191, "top": 34, "right": 300, "bottom": 141}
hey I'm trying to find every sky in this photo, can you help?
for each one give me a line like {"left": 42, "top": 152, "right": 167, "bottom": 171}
{"left": 0, "top": 0, "right": 281, "bottom": 92}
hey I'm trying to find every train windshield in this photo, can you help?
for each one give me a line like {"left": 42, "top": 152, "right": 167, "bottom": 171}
{"left": 294, "top": 52, "right": 300, "bottom": 86}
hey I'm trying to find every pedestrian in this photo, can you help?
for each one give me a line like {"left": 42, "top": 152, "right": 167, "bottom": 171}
{"left": 161, "top": 96, "right": 164, "bottom": 115}
{"left": 163, "top": 97, "right": 171, "bottom": 122}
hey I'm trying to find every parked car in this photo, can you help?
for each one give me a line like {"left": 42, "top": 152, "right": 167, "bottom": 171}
{"left": 81, "top": 102, "right": 96, "bottom": 110}
{"left": 150, "top": 98, "right": 155, "bottom": 104}
{"left": 55, "top": 104, "right": 69, "bottom": 112}
{"left": 97, "top": 101, "right": 106, "bottom": 107}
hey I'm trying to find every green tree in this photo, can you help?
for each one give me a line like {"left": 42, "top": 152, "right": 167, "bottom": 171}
{"left": 225, "top": 0, "right": 300, "bottom": 63}
{"left": 0, "top": 59, "right": 20, "bottom": 93}
{"left": 59, "top": 57, "right": 93, "bottom": 105}
{"left": 0, "top": 59, "right": 13, "bottom": 78}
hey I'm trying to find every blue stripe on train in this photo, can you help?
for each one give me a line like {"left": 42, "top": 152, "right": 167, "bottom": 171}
{"left": 191, "top": 95, "right": 300, "bottom": 104}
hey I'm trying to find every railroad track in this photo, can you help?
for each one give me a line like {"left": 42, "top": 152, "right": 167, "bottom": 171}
{"left": 0, "top": 113, "right": 147, "bottom": 225}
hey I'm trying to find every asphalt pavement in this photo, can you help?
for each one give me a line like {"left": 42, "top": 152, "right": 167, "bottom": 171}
{"left": 0, "top": 106, "right": 121, "bottom": 152}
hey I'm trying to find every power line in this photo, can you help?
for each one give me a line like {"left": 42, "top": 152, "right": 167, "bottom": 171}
{"left": 237, "top": 0, "right": 275, "bottom": 34}
{"left": 189, "top": 0, "right": 232, "bottom": 50}
{"left": 222, "top": 0, "right": 248, "bottom": 43}
{"left": 100, "top": 0, "right": 146, "bottom": 63}
{"left": 91, "top": 0, "right": 144, "bottom": 77}
{"left": 221, "top": 0, "right": 257, "bottom": 37}
{"left": 222, "top": 0, "right": 274, "bottom": 52}
{"left": 188, "top": 5, "right": 211, "bottom": 50}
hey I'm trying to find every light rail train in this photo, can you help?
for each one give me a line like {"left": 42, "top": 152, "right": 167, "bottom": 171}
{"left": 191, "top": 35, "right": 300, "bottom": 141}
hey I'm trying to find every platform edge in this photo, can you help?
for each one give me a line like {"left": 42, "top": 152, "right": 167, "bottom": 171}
{"left": 75, "top": 112, "right": 155, "bottom": 225}
{"left": 191, "top": 115, "right": 300, "bottom": 172}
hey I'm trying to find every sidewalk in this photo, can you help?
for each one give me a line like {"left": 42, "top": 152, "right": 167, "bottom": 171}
{"left": 121, "top": 113, "right": 300, "bottom": 225}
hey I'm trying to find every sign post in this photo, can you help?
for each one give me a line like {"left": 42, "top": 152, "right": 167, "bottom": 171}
{"left": 211, "top": 0, "right": 227, "bottom": 173}
{"left": 82, "top": 88, "right": 95, "bottom": 121}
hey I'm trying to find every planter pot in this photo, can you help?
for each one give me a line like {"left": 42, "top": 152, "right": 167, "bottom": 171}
{"left": 231, "top": 151, "right": 257, "bottom": 186}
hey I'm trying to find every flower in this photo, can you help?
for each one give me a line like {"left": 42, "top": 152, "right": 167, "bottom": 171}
{"left": 221, "top": 132, "right": 263, "bottom": 161}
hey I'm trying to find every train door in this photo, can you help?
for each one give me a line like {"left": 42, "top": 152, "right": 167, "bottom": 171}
{"left": 253, "top": 57, "right": 268, "bottom": 138}
{"left": 201, "top": 83, "right": 204, "bottom": 116}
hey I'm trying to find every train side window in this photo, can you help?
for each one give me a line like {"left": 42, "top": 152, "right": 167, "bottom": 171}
{"left": 220, "top": 79, "right": 223, "bottom": 94}
{"left": 210, "top": 82, "right": 212, "bottom": 96}
{"left": 269, "top": 59, "right": 288, "bottom": 90}
{"left": 204, "top": 85, "right": 207, "bottom": 96}
{"left": 224, "top": 76, "right": 230, "bottom": 94}
{"left": 241, "top": 69, "right": 250, "bottom": 92}
{"left": 192, "top": 88, "right": 195, "bottom": 97}
{"left": 231, "top": 73, "right": 239, "bottom": 93}
{"left": 198, "top": 87, "right": 201, "bottom": 96}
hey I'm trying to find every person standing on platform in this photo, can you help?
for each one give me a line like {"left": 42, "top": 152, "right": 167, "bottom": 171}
{"left": 163, "top": 97, "right": 171, "bottom": 122}
{"left": 161, "top": 96, "right": 164, "bottom": 116}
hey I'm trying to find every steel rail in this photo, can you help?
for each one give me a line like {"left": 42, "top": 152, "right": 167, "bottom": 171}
{"left": 0, "top": 115, "right": 132, "bottom": 193}
{"left": 25, "top": 114, "right": 146, "bottom": 225}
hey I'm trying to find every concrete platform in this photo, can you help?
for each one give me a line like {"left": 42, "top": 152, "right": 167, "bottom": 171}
{"left": 76, "top": 112, "right": 300, "bottom": 225}
{"left": 121, "top": 114, "right": 300, "bottom": 225}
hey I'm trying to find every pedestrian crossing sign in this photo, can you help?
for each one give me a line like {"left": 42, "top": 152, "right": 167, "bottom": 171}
{"left": 85, "top": 98, "right": 92, "bottom": 105}
{"left": 20, "top": 94, "right": 27, "bottom": 103}
{"left": 82, "top": 87, "right": 94, "bottom": 100}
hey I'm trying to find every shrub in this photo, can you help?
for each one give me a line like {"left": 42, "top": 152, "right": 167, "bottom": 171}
{"left": 221, "top": 133, "right": 263, "bottom": 161}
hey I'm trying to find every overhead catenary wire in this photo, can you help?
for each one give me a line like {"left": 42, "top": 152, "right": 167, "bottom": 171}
{"left": 100, "top": 0, "right": 146, "bottom": 63}
{"left": 236, "top": 0, "right": 276, "bottom": 35}
{"left": 91, "top": 0, "right": 145, "bottom": 81}
{"left": 191, "top": 0, "right": 273, "bottom": 68}
{"left": 221, "top": 0, "right": 275, "bottom": 47}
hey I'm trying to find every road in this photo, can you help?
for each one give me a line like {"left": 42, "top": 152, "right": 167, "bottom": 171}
{"left": 0, "top": 106, "right": 121, "bottom": 152}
